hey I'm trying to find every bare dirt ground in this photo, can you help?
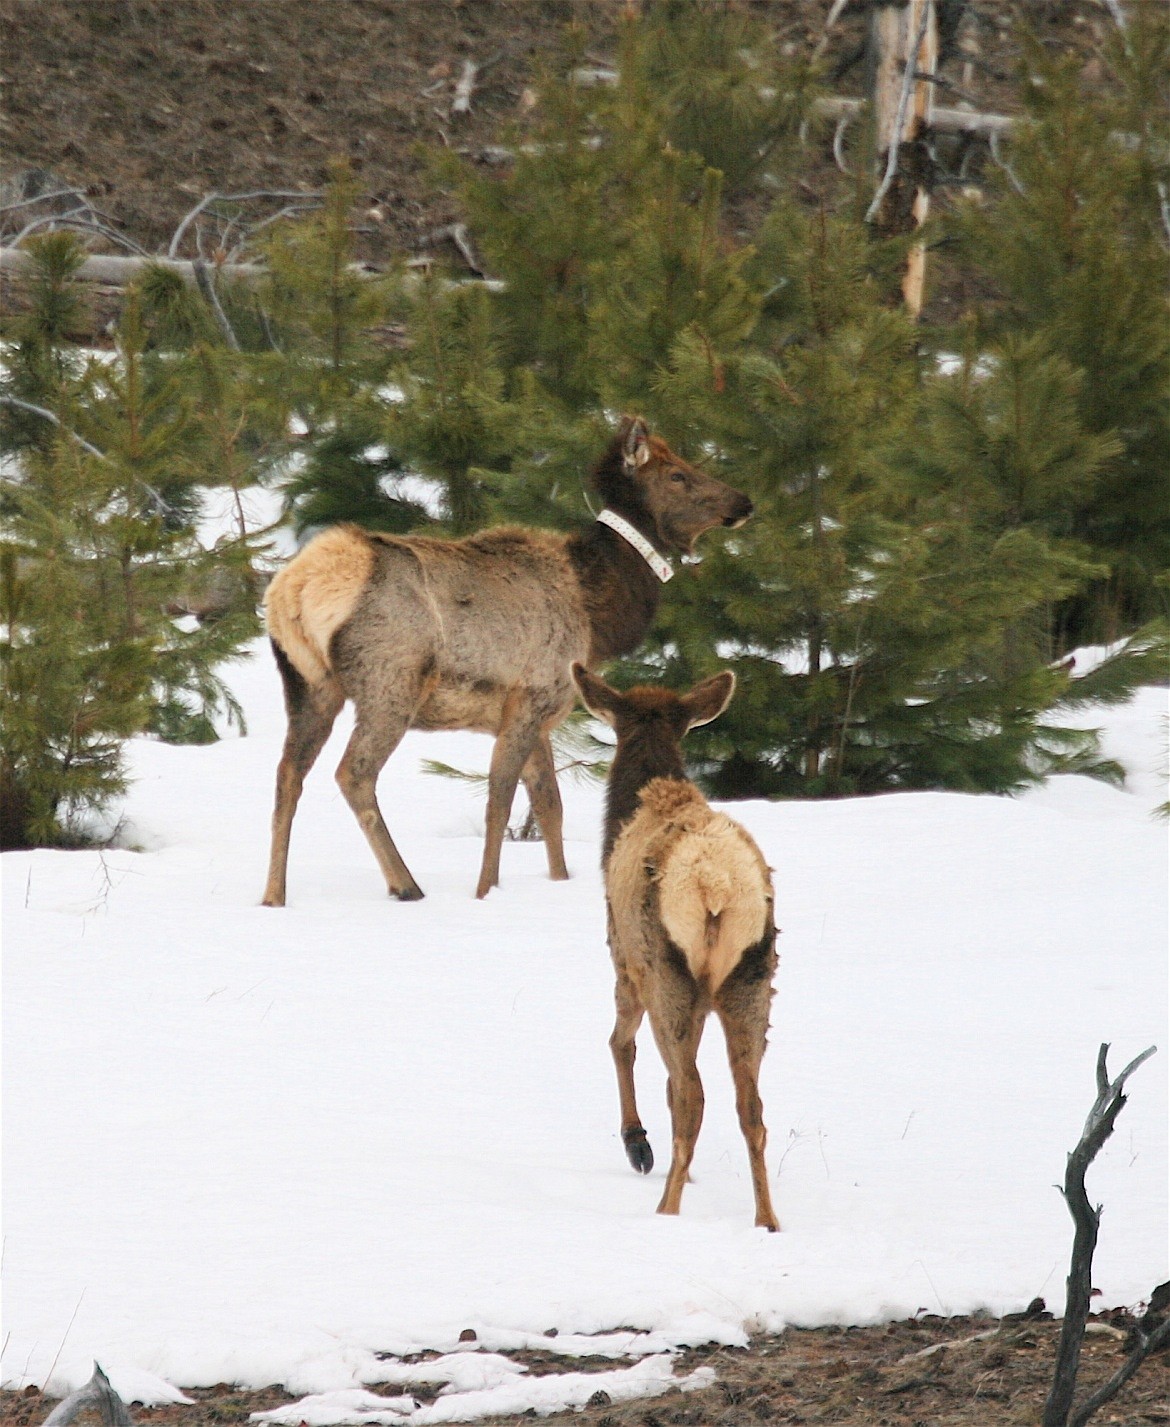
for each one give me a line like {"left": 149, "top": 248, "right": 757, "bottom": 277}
{"left": 3, "top": 1309, "right": 1167, "bottom": 1427}
{"left": 0, "top": 0, "right": 1107, "bottom": 266}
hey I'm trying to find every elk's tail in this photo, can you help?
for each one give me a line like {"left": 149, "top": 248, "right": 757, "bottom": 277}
{"left": 264, "top": 525, "right": 374, "bottom": 687}
{"left": 658, "top": 820, "right": 770, "bottom": 992}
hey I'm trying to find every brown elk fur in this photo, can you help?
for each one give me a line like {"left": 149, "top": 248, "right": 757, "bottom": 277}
{"left": 261, "top": 416, "right": 753, "bottom": 905}
{"left": 572, "top": 663, "right": 780, "bottom": 1231}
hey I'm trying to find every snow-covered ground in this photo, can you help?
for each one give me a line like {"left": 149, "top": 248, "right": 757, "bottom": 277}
{"left": 3, "top": 644, "right": 1167, "bottom": 1416}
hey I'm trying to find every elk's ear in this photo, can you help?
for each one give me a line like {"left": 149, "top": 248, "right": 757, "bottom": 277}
{"left": 620, "top": 415, "right": 651, "bottom": 470}
{"left": 571, "top": 662, "right": 623, "bottom": 725}
{"left": 682, "top": 670, "right": 736, "bottom": 730}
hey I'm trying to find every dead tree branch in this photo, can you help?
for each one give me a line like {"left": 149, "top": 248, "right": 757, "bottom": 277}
{"left": 812, "top": 0, "right": 854, "bottom": 63}
{"left": 42, "top": 1363, "right": 132, "bottom": 1427}
{"left": 816, "top": 95, "right": 1012, "bottom": 136}
{"left": 450, "top": 44, "right": 512, "bottom": 118}
{"left": 1042, "top": 1041, "right": 1158, "bottom": 1427}
{"left": 423, "top": 222, "right": 484, "bottom": 275}
{"left": 10, "top": 213, "right": 152, "bottom": 256}
{"left": 168, "top": 190, "right": 323, "bottom": 259}
{"left": 191, "top": 258, "right": 241, "bottom": 351}
{"left": 0, "top": 395, "right": 112, "bottom": 464}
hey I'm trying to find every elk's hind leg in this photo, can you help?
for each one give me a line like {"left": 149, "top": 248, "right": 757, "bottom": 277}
{"left": 262, "top": 644, "right": 344, "bottom": 907}
{"left": 648, "top": 992, "right": 707, "bottom": 1216}
{"left": 520, "top": 731, "right": 569, "bottom": 882}
{"left": 716, "top": 954, "right": 779, "bottom": 1231}
{"left": 334, "top": 668, "right": 427, "bottom": 902}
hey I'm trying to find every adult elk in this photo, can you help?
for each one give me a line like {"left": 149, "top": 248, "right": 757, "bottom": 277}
{"left": 261, "top": 416, "right": 753, "bottom": 904}
{"left": 572, "top": 663, "right": 779, "bottom": 1230}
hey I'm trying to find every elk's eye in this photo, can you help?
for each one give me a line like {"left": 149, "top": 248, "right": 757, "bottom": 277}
{"left": 669, "top": 470, "right": 686, "bottom": 484}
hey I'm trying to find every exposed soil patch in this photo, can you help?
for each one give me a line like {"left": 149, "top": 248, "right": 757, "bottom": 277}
{"left": 1, "top": 0, "right": 1109, "bottom": 268}
{"left": 4, "top": 1313, "right": 1167, "bottom": 1427}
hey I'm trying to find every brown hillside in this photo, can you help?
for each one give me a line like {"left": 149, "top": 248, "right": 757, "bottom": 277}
{"left": 0, "top": 0, "right": 1107, "bottom": 269}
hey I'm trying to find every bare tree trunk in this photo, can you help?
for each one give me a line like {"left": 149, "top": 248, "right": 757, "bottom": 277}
{"left": 867, "top": 0, "right": 938, "bottom": 318}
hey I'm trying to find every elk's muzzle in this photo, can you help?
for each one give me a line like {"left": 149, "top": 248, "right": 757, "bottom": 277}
{"left": 722, "top": 493, "right": 754, "bottom": 529}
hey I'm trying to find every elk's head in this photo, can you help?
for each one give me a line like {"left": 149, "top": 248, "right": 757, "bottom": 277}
{"left": 594, "top": 416, "right": 754, "bottom": 555}
{"left": 571, "top": 664, "right": 737, "bottom": 743}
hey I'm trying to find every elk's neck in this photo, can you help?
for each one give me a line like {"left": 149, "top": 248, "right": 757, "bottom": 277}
{"left": 567, "top": 511, "right": 666, "bottom": 664}
{"left": 602, "top": 725, "right": 687, "bottom": 862}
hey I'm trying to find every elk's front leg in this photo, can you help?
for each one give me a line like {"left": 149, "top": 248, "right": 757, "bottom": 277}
{"left": 520, "top": 731, "right": 569, "bottom": 882}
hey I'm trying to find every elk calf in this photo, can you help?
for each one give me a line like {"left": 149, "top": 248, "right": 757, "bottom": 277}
{"left": 572, "top": 663, "right": 779, "bottom": 1230}
{"left": 261, "top": 417, "right": 752, "bottom": 905}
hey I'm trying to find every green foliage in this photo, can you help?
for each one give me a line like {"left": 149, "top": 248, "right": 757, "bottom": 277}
{"left": 0, "top": 235, "right": 262, "bottom": 847}
{"left": 636, "top": 0, "right": 813, "bottom": 193}
{"left": 952, "top": 11, "right": 1170, "bottom": 639}
{"left": 421, "top": 710, "right": 612, "bottom": 837}
{"left": 1, "top": 460, "right": 154, "bottom": 847}
{"left": 387, "top": 273, "right": 519, "bottom": 532}
{"left": 619, "top": 198, "right": 1126, "bottom": 797}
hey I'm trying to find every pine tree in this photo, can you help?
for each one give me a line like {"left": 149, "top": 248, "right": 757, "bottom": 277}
{"left": 387, "top": 270, "right": 519, "bottom": 533}
{"left": 952, "top": 11, "right": 1170, "bottom": 642}
{"left": 0, "top": 238, "right": 260, "bottom": 846}
{"left": 639, "top": 201, "right": 1120, "bottom": 797}
{"left": 260, "top": 163, "right": 433, "bottom": 536}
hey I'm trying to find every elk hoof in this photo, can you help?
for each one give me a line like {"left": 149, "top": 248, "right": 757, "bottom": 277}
{"left": 393, "top": 885, "right": 425, "bottom": 902}
{"left": 623, "top": 1127, "right": 653, "bottom": 1175}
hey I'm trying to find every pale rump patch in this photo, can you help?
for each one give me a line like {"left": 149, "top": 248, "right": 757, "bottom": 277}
{"left": 609, "top": 779, "right": 771, "bottom": 993}
{"left": 264, "top": 526, "right": 374, "bottom": 685}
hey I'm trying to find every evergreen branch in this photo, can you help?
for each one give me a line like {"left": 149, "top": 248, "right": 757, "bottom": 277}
{"left": 419, "top": 758, "right": 489, "bottom": 788}
{"left": 1055, "top": 624, "right": 1169, "bottom": 711}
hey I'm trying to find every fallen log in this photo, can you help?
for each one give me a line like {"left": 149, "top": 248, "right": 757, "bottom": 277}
{"left": 0, "top": 246, "right": 262, "bottom": 287}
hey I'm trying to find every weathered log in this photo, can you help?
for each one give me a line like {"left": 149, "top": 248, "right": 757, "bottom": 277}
{"left": 816, "top": 94, "right": 1013, "bottom": 136}
{"left": 0, "top": 246, "right": 262, "bottom": 288}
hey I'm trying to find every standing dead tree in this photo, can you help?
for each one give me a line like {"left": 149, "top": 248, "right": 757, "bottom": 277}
{"left": 865, "top": 0, "right": 939, "bottom": 318}
{"left": 1043, "top": 1041, "right": 1165, "bottom": 1427}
